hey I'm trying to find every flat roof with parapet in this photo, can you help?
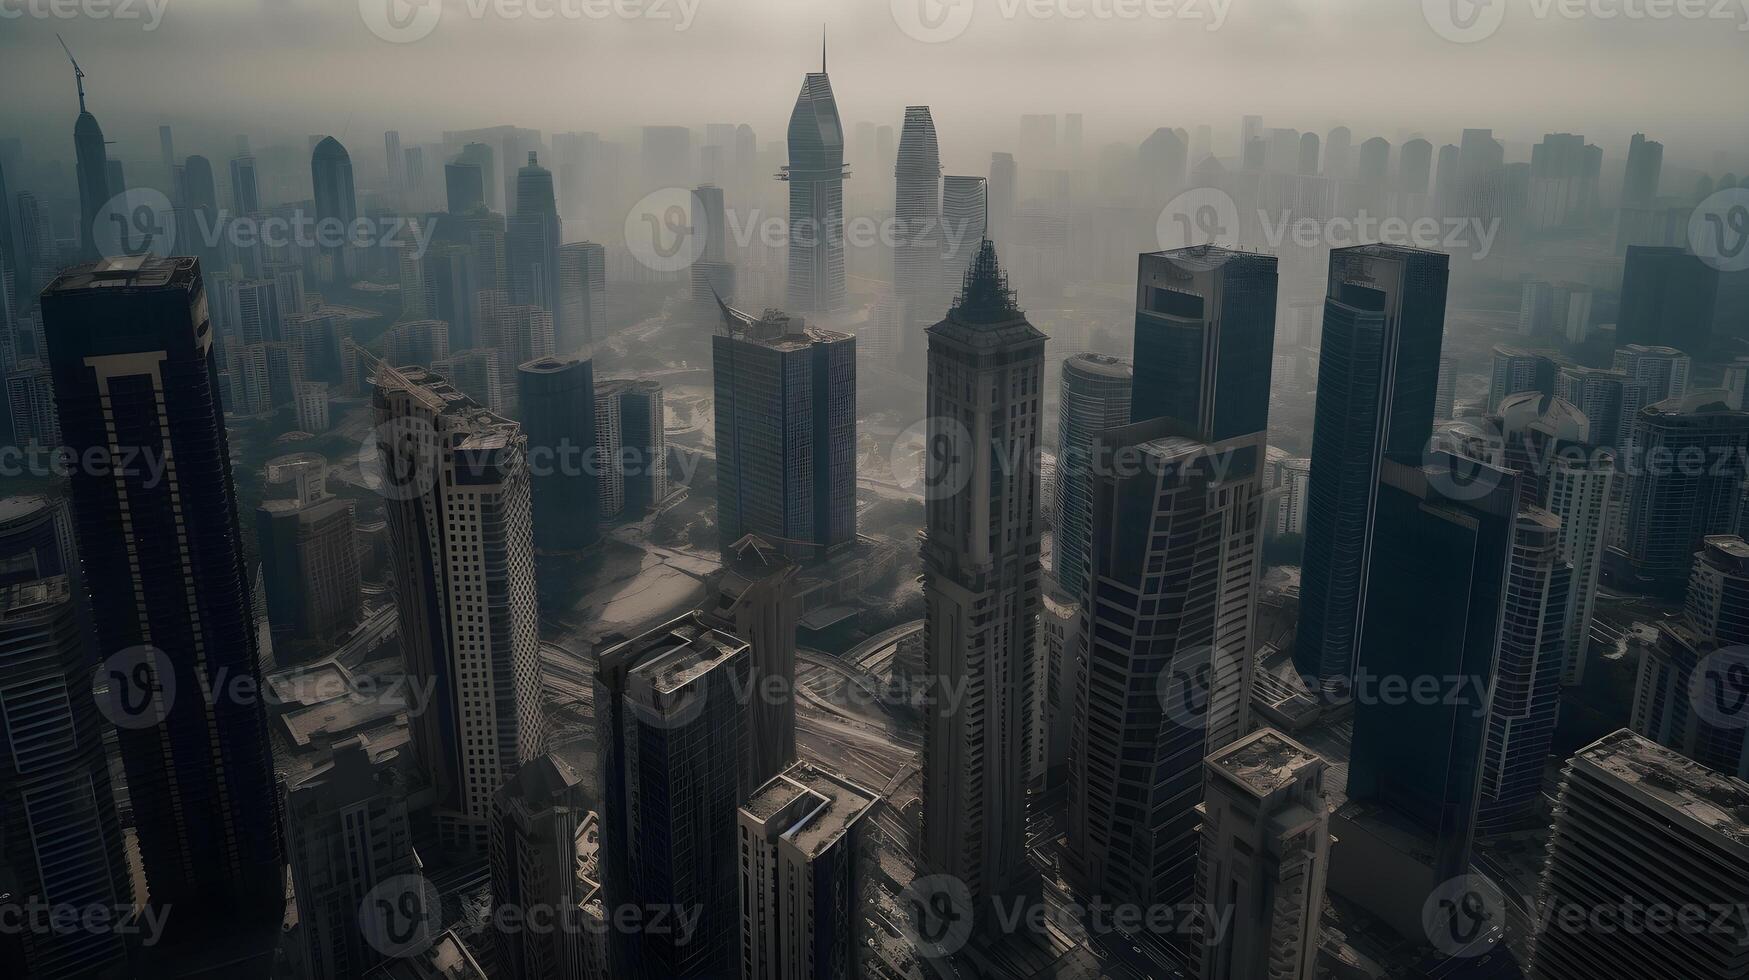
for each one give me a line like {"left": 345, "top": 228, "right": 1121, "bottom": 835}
{"left": 44, "top": 254, "right": 198, "bottom": 293}
{"left": 626, "top": 616, "right": 745, "bottom": 697}
{"left": 742, "top": 763, "right": 881, "bottom": 859}
{"left": 1573, "top": 729, "right": 1749, "bottom": 853}
{"left": 1210, "top": 728, "right": 1325, "bottom": 798}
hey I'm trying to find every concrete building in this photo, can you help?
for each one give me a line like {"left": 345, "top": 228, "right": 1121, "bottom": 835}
{"left": 594, "top": 613, "right": 749, "bottom": 979}
{"left": 1193, "top": 730, "right": 1330, "bottom": 980}
{"left": 737, "top": 762, "right": 881, "bottom": 980}
{"left": 1528, "top": 730, "right": 1749, "bottom": 980}
{"left": 919, "top": 241, "right": 1045, "bottom": 906}
{"left": 491, "top": 753, "right": 588, "bottom": 980}
{"left": 705, "top": 534, "right": 801, "bottom": 794}
{"left": 255, "top": 487, "right": 362, "bottom": 651}
{"left": 374, "top": 364, "right": 546, "bottom": 852}
{"left": 557, "top": 242, "right": 607, "bottom": 351}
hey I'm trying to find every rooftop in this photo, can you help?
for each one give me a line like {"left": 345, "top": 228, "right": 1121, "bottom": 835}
{"left": 1210, "top": 728, "right": 1326, "bottom": 798}
{"left": 1063, "top": 352, "right": 1133, "bottom": 380}
{"left": 740, "top": 762, "right": 881, "bottom": 859}
{"left": 45, "top": 255, "right": 199, "bottom": 293}
{"left": 1574, "top": 729, "right": 1749, "bottom": 852}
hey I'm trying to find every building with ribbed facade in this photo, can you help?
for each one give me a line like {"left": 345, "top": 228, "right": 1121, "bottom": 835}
{"left": 894, "top": 106, "right": 942, "bottom": 354}
{"left": 374, "top": 364, "right": 546, "bottom": 852}
{"left": 1193, "top": 729, "right": 1330, "bottom": 980}
{"left": 490, "top": 753, "right": 588, "bottom": 980}
{"left": 1528, "top": 730, "right": 1749, "bottom": 980}
{"left": 558, "top": 242, "right": 607, "bottom": 352}
{"left": 1616, "top": 393, "right": 1749, "bottom": 595}
{"left": 920, "top": 241, "right": 1045, "bottom": 907}
{"left": 706, "top": 535, "right": 801, "bottom": 795}
{"left": 737, "top": 762, "right": 881, "bottom": 980}
{"left": 1053, "top": 352, "right": 1132, "bottom": 599}
{"left": 518, "top": 355, "right": 599, "bottom": 550}
{"left": 783, "top": 51, "right": 848, "bottom": 313}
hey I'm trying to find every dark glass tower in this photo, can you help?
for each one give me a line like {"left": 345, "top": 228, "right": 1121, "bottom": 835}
{"left": 782, "top": 43, "right": 848, "bottom": 313}
{"left": 711, "top": 300, "right": 855, "bottom": 561}
{"left": 1617, "top": 245, "right": 1720, "bottom": 354}
{"left": 516, "top": 354, "right": 599, "bottom": 551}
{"left": 1295, "top": 244, "right": 1451, "bottom": 697}
{"left": 40, "top": 256, "right": 284, "bottom": 950}
{"left": 311, "top": 136, "right": 357, "bottom": 281}
{"left": 1346, "top": 453, "right": 1518, "bottom": 883}
{"left": 508, "top": 152, "right": 563, "bottom": 333}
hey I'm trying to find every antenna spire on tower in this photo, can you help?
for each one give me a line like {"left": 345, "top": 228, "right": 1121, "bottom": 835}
{"left": 57, "top": 34, "right": 87, "bottom": 113}
{"left": 821, "top": 26, "right": 827, "bottom": 73}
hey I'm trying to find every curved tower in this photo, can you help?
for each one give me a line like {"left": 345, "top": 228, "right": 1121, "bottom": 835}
{"left": 893, "top": 106, "right": 942, "bottom": 328}
{"left": 782, "top": 43, "right": 847, "bottom": 313}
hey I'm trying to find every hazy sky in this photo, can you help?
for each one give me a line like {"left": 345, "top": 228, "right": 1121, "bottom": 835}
{"left": 4, "top": 0, "right": 1747, "bottom": 173}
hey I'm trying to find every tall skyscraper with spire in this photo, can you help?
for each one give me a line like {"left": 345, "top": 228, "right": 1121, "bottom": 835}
{"left": 782, "top": 37, "right": 847, "bottom": 313}
{"left": 62, "top": 39, "right": 110, "bottom": 263}
{"left": 509, "top": 152, "right": 562, "bottom": 333}
{"left": 919, "top": 240, "right": 1045, "bottom": 906}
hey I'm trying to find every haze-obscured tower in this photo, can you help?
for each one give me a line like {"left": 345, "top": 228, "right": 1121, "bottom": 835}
{"left": 783, "top": 43, "right": 848, "bottom": 313}
{"left": 919, "top": 241, "right": 1045, "bottom": 905}
{"left": 517, "top": 355, "right": 599, "bottom": 551}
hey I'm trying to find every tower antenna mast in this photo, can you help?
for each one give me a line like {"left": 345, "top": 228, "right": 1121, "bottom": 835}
{"left": 57, "top": 34, "right": 87, "bottom": 113}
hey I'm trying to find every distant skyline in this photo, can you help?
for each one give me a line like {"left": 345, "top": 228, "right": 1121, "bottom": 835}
{"left": 3, "top": 0, "right": 1746, "bottom": 175}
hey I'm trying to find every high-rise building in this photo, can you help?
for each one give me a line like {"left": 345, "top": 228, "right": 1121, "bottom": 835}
{"left": 705, "top": 534, "right": 800, "bottom": 793}
{"left": 68, "top": 58, "right": 110, "bottom": 263}
{"left": 0, "top": 494, "right": 77, "bottom": 588}
{"left": 1276, "top": 456, "right": 1313, "bottom": 536}
{"left": 712, "top": 301, "right": 855, "bottom": 560}
{"left": 1613, "top": 343, "right": 1690, "bottom": 406}
{"left": 255, "top": 487, "right": 362, "bottom": 650}
{"left": 594, "top": 612, "right": 749, "bottom": 980}
{"left": 1296, "top": 245, "right": 1450, "bottom": 697}
{"left": 490, "top": 752, "right": 588, "bottom": 980}
{"left": 1475, "top": 508, "right": 1572, "bottom": 832}
{"left": 1617, "top": 246, "right": 1721, "bottom": 353}
{"left": 783, "top": 49, "right": 848, "bottom": 313}
{"left": 737, "top": 762, "right": 881, "bottom": 980}
{"left": 557, "top": 241, "right": 607, "bottom": 351}
{"left": 285, "top": 736, "right": 422, "bottom": 980}
{"left": 1053, "top": 353, "right": 1132, "bottom": 599}
{"left": 1555, "top": 364, "right": 1637, "bottom": 451}
{"left": 989, "top": 152, "right": 1016, "bottom": 243}
{"left": 919, "top": 241, "right": 1044, "bottom": 904}
{"left": 433, "top": 349, "right": 506, "bottom": 416}
{"left": 384, "top": 130, "right": 404, "bottom": 193}
{"left": 1131, "top": 246, "right": 1278, "bottom": 749}
{"left": 940, "top": 175, "right": 988, "bottom": 297}
{"left": 509, "top": 153, "right": 564, "bottom": 338}
{"left": 311, "top": 136, "right": 358, "bottom": 279}
{"left": 517, "top": 355, "right": 599, "bottom": 551}
{"left": 374, "top": 364, "right": 546, "bottom": 851}
{"left": 1489, "top": 345, "right": 1561, "bottom": 412}
{"left": 1066, "top": 417, "right": 1266, "bottom": 909}
{"left": 229, "top": 153, "right": 260, "bottom": 214}
{"left": 894, "top": 106, "right": 943, "bottom": 347}
{"left": 617, "top": 379, "right": 667, "bottom": 516}
{"left": 1192, "top": 729, "right": 1330, "bottom": 980}
{"left": 1346, "top": 453, "right": 1517, "bottom": 885}
{"left": 1621, "top": 133, "right": 1665, "bottom": 209}
{"left": 1631, "top": 535, "right": 1749, "bottom": 780}
{"left": 5, "top": 363, "right": 59, "bottom": 447}
{"left": 446, "top": 159, "right": 486, "bottom": 215}
{"left": 41, "top": 256, "right": 284, "bottom": 949}
{"left": 0, "top": 576, "right": 132, "bottom": 980}
{"left": 1617, "top": 393, "right": 1749, "bottom": 595}
{"left": 593, "top": 379, "right": 626, "bottom": 522}
{"left": 1528, "top": 730, "right": 1749, "bottom": 980}
{"left": 382, "top": 318, "right": 451, "bottom": 367}
{"left": 1538, "top": 429, "right": 1615, "bottom": 687}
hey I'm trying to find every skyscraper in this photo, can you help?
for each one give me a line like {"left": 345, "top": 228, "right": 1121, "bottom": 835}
{"left": 1528, "top": 730, "right": 1749, "bottom": 980}
{"left": 737, "top": 762, "right": 881, "bottom": 980}
{"left": 1617, "top": 246, "right": 1720, "bottom": 353}
{"left": 0, "top": 494, "right": 77, "bottom": 588}
{"left": 919, "top": 241, "right": 1044, "bottom": 904}
{"left": 1346, "top": 453, "right": 1517, "bottom": 885}
{"left": 940, "top": 174, "right": 988, "bottom": 294}
{"left": 374, "top": 363, "right": 546, "bottom": 851}
{"left": 783, "top": 46, "right": 848, "bottom": 313}
{"left": 229, "top": 153, "right": 260, "bottom": 214}
{"left": 617, "top": 379, "right": 667, "bottom": 517}
{"left": 311, "top": 136, "right": 358, "bottom": 280}
{"left": 594, "top": 612, "right": 749, "bottom": 980}
{"left": 255, "top": 485, "right": 362, "bottom": 651}
{"left": 516, "top": 354, "right": 599, "bottom": 551}
{"left": 490, "top": 752, "right": 587, "bottom": 980}
{"left": 1066, "top": 417, "right": 1265, "bottom": 909}
{"left": 1621, "top": 132, "right": 1664, "bottom": 209}
{"left": 712, "top": 301, "right": 856, "bottom": 560}
{"left": 446, "top": 159, "right": 486, "bottom": 215}
{"left": 1617, "top": 393, "right": 1749, "bottom": 595}
{"left": 1192, "top": 730, "right": 1331, "bottom": 980}
{"left": 705, "top": 534, "right": 801, "bottom": 793}
{"left": 1295, "top": 245, "right": 1450, "bottom": 697}
{"left": 1053, "top": 352, "right": 1132, "bottom": 599}
{"left": 0, "top": 576, "right": 132, "bottom": 980}
{"left": 1474, "top": 508, "right": 1572, "bottom": 832}
{"left": 67, "top": 49, "right": 110, "bottom": 263}
{"left": 41, "top": 256, "right": 284, "bottom": 950}
{"left": 508, "top": 153, "right": 563, "bottom": 337}
{"left": 557, "top": 240, "right": 607, "bottom": 351}
{"left": 894, "top": 106, "right": 943, "bottom": 349}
